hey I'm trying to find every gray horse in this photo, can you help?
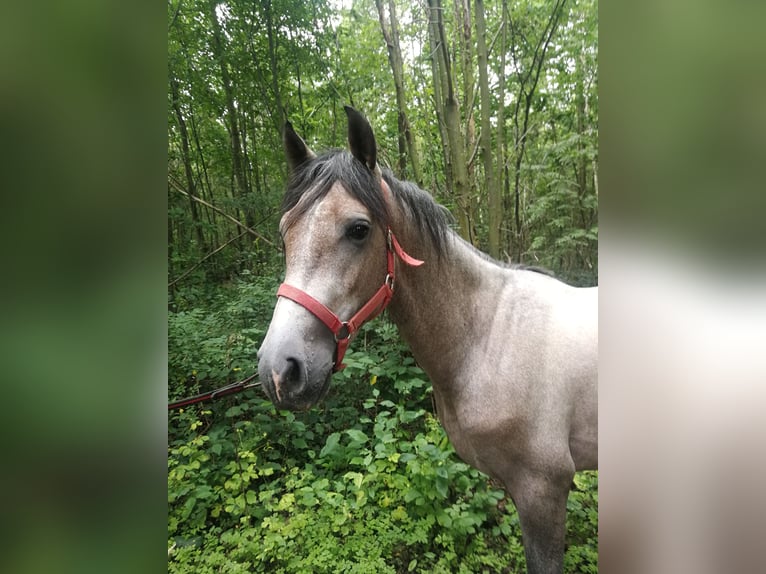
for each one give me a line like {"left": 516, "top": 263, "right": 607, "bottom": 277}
{"left": 258, "top": 107, "right": 598, "bottom": 574}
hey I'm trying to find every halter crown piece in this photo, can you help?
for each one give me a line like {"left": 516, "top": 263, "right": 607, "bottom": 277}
{"left": 275, "top": 179, "right": 424, "bottom": 371}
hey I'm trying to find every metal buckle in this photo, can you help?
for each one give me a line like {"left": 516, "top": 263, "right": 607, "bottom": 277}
{"left": 384, "top": 273, "right": 395, "bottom": 290}
{"left": 386, "top": 228, "right": 393, "bottom": 251}
{"left": 334, "top": 322, "right": 351, "bottom": 341}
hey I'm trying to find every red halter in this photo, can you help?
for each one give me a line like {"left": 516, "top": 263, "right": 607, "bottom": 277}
{"left": 275, "top": 180, "right": 424, "bottom": 371}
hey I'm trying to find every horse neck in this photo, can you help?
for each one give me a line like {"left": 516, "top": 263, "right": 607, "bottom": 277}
{"left": 387, "top": 224, "right": 501, "bottom": 387}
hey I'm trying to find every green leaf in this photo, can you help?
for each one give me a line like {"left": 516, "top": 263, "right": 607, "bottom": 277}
{"left": 345, "top": 429, "right": 368, "bottom": 444}
{"left": 319, "top": 432, "right": 341, "bottom": 459}
{"left": 436, "top": 511, "right": 452, "bottom": 528}
{"left": 291, "top": 437, "right": 308, "bottom": 449}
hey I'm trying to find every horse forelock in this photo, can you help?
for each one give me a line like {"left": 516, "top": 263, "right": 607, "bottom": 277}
{"left": 280, "top": 149, "right": 454, "bottom": 260}
{"left": 281, "top": 150, "right": 389, "bottom": 233}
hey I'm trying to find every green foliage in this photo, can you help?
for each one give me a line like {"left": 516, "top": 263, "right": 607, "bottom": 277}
{"left": 168, "top": 274, "right": 280, "bottom": 400}
{"left": 168, "top": 282, "right": 597, "bottom": 573}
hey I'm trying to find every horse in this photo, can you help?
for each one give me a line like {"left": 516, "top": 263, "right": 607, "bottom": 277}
{"left": 257, "top": 106, "right": 598, "bottom": 574}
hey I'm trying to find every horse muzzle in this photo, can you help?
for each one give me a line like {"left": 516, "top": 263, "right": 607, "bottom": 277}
{"left": 256, "top": 332, "right": 334, "bottom": 411}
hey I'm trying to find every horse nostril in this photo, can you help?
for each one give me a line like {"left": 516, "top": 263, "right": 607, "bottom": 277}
{"left": 272, "top": 356, "right": 304, "bottom": 402}
{"left": 282, "top": 357, "right": 301, "bottom": 382}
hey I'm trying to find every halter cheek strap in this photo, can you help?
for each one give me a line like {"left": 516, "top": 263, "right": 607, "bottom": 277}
{"left": 276, "top": 180, "right": 424, "bottom": 371}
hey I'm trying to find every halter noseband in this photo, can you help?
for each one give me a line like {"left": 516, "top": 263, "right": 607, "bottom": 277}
{"left": 275, "top": 180, "right": 424, "bottom": 371}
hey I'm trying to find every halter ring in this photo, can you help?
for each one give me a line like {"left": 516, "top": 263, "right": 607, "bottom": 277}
{"left": 334, "top": 322, "right": 351, "bottom": 341}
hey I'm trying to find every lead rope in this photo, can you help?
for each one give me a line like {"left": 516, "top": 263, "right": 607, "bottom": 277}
{"left": 168, "top": 373, "right": 261, "bottom": 410}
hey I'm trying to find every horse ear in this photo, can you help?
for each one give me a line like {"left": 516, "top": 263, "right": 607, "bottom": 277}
{"left": 283, "top": 121, "right": 316, "bottom": 172}
{"left": 344, "top": 105, "right": 378, "bottom": 173}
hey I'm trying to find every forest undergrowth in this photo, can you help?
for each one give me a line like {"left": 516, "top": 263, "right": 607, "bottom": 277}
{"left": 168, "top": 278, "right": 597, "bottom": 573}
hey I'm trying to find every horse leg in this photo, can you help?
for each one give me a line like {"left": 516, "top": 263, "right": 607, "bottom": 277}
{"left": 507, "top": 466, "right": 574, "bottom": 574}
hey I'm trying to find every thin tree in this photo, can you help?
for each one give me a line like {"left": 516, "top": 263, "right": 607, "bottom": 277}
{"left": 375, "top": 0, "right": 423, "bottom": 184}
{"left": 475, "top": 0, "right": 498, "bottom": 257}
{"left": 426, "top": 0, "right": 472, "bottom": 242}
{"left": 170, "top": 75, "right": 206, "bottom": 251}
{"left": 496, "top": 0, "right": 509, "bottom": 257}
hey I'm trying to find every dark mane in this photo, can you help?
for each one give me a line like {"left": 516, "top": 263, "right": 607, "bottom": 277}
{"left": 282, "top": 150, "right": 552, "bottom": 276}
{"left": 384, "top": 171, "right": 553, "bottom": 276}
{"left": 381, "top": 168, "right": 452, "bottom": 258}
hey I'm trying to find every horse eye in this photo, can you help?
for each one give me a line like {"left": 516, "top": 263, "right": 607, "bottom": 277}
{"left": 346, "top": 222, "right": 370, "bottom": 242}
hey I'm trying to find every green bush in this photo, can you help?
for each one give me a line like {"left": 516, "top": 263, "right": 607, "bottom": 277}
{"left": 168, "top": 281, "right": 597, "bottom": 573}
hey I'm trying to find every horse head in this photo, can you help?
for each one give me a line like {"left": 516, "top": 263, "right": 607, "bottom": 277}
{"left": 257, "top": 107, "right": 393, "bottom": 410}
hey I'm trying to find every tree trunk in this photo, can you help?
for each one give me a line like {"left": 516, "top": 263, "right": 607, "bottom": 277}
{"left": 497, "top": 0, "right": 508, "bottom": 257}
{"left": 428, "top": 0, "right": 472, "bottom": 242}
{"left": 265, "top": 0, "right": 284, "bottom": 127}
{"left": 425, "top": 3, "right": 451, "bottom": 196}
{"left": 170, "top": 76, "right": 206, "bottom": 250}
{"left": 476, "top": 0, "right": 498, "bottom": 257}
{"left": 240, "top": 107, "right": 259, "bottom": 256}
{"left": 456, "top": 0, "right": 476, "bottom": 241}
{"left": 190, "top": 103, "right": 219, "bottom": 250}
{"left": 575, "top": 42, "right": 588, "bottom": 202}
{"left": 375, "top": 0, "right": 423, "bottom": 184}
